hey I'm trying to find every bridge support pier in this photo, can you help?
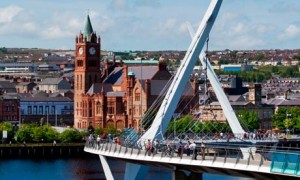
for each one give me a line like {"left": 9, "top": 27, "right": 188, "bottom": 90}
{"left": 172, "top": 169, "right": 202, "bottom": 180}
{"left": 99, "top": 155, "right": 115, "bottom": 180}
{"left": 124, "top": 162, "right": 149, "bottom": 180}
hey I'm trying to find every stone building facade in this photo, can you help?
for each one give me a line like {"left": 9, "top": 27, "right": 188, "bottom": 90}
{"left": 74, "top": 15, "right": 197, "bottom": 130}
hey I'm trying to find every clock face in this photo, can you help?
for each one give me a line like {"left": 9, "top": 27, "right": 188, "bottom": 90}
{"left": 89, "top": 47, "right": 96, "bottom": 55}
{"left": 78, "top": 47, "right": 83, "bottom": 55}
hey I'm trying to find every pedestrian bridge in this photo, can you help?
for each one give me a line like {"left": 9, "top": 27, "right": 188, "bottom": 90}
{"left": 84, "top": 140, "right": 300, "bottom": 180}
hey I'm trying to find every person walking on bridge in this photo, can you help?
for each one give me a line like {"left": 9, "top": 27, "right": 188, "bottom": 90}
{"left": 201, "top": 142, "right": 205, "bottom": 160}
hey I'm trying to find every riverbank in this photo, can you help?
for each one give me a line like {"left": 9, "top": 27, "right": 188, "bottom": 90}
{"left": 0, "top": 143, "right": 92, "bottom": 159}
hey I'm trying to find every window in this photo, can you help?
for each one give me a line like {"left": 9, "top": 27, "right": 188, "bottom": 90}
{"left": 88, "top": 101, "right": 92, "bottom": 117}
{"left": 96, "top": 102, "right": 101, "bottom": 114}
{"left": 80, "top": 75, "right": 82, "bottom": 90}
{"left": 28, "top": 106, "right": 32, "bottom": 115}
{"left": 51, "top": 106, "right": 55, "bottom": 114}
{"left": 124, "top": 101, "right": 127, "bottom": 113}
{"left": 107, "top": 102, "right": 114, "bottom": 114}
{"left": 77, "top": 60, "right": 83, "bottom": 67}
{"left": 39, "top": 106, "right": 43, "bottom": 114}
{"left": 116, "top": 120, "right": 124, "bottom": 130}
{"left": 45, "top": 106, "right": 49, "bottom": 114}
{"left": 33, "top": 106, "right": 37, "bottom": 114}
{"left": 6, "top": 106, "right": 9, "bottom": 112}
{"left": 76, "top": 75, "right": 79, "bottom": 90}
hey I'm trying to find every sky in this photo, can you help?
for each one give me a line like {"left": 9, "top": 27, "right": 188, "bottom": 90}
{"left": 1, "top": 0, "right": 300, "bottom": 51}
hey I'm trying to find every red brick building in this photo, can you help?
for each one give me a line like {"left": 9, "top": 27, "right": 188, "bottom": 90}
{"left": 0, "top": 94, "right": 20, "bottom": 124}
{"left": 74, "top": 15, "right": 198, "bottom": 130}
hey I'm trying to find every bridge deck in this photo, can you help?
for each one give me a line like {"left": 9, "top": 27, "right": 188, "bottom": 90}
{"left": 84, "top": 140, "right": 300, "bottom": 179}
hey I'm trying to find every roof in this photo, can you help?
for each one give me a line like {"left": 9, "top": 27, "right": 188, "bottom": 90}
{"left": 0, "top": 81, "right": 17, "bottom": 93}
{"left": 86, "top": 83, "right": 113, "bottom": 95}
{"left": 39, "top": 78, "right": 62, "bottom": 85}
{"left": 128, "top": 66, "right": 158, "bottom": 79}
{"left": 266, "top": 98, "right": 300, "bottom": 106}
{"left": 210, "top": 101, "right": 251, "bottom": 106}
{"left": 228, "top": 95, "right": 245, "bottom": 102}
{"left": 150, "top": 80, "right": 170, "bottom": 95}
{"left": 106, "top": 91, "right": 125, "bottom": 97}
{"left": 20, "top": 96, "right": 72, "bottom": 102}
{"left": 82, "top": 14, "right": 93, "bottom": 42}
{"left": 87, "top": 83, "right": 102, "bottom": 94}
{"left": 128, "top": 71, "right": 135, "bottom": 76}
{"left": 104, "top": 66, "right": 158, "bottom": 85}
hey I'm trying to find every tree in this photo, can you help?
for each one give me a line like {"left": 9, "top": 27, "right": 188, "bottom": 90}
{"left": 31, "top": 126, "right": 44, "bottom": 142}
{"left": 15, "top": 124, "right": 35, "bottom": 142}
{"left": 0, "top": 122, "right": 14, "bottom": 140}
{"left": 237, "top": 110, "right": 259, "bottom": 131}
{"left": 272, "top": 106, "right": 300, "bottom": 130}
{"left": 271, "top": 66, "right": 279, "bottom": 73}
{"left": 283, "top": 118, "right": 295, "bottom": 130}
{"left": 59, "top": 128, "right": 82, "bottom": 142}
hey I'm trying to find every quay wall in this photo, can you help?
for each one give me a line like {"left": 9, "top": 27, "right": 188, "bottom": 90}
{"left": 0, "top": 144, "right": 91, "bottom": 159}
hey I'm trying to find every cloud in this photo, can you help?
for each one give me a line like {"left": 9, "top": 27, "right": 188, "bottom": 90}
{"left": 153, "top": 18, "right": 188, "bottom": 37}
{"left": 0, "top": 6, "right": 23, "bottom": 23}
{"left": 134, "top": 0, "right": 160, "bottom": 7}
{"left": 109, "top": 0, "right": 129, "bottom": 11}
{"left": 40, "top": 26, "right": 73, "bottom": 39}
{"left": 278, "top": 24, "right": 300, "bottom": 40}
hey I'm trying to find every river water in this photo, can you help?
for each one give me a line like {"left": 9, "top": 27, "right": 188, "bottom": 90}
{"left": 0, "top": 155, "right": 253, "bottom": 180}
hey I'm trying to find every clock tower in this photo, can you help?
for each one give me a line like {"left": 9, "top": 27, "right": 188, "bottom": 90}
{"left": 74, "top": 14, "right": 101, "bottom": 128}
{"left": 248, "top": 83, "right": 262, "bottom": 105}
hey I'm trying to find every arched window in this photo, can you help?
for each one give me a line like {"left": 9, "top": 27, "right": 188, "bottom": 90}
{"left": 135, "top": 88, "right": 140, "bottom": 101}
{"left": 107, "top": 120, "right": 114, "bottom": 129}
{"left": 80, "top": 75, "right": 82, "bottom": 90}
{"left": 133, "top": 120, "right": 138, "bottom": 130}
{"left": 96, "top": 101, "right": 101, "bottom": 115}
{"left": 123, "top": 101, "right": 127, "bottom": 113}
{"left": 89, "top": 101, "right": 92, "bottom": 117}
{"left": 116, "top": 120, "right": 124, "bottom": 130}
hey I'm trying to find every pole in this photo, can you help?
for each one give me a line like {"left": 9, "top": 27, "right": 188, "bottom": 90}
{"left": 140, "top": 58, "right": 142, "bottom": 128}
{"left": 55, "top": 110, "right": 57, "bottom": 126}
{"left": 47, "top": 110, "right": 49, "bottom": 126}
{"left": 19, "top": 106, "right": 21, "bottom": 126}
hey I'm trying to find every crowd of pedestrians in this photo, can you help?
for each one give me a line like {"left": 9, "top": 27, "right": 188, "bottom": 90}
{"left": 142, "top": 139, "right": 206, "bottom": 160}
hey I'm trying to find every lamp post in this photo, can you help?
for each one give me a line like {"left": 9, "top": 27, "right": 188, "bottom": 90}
{"left": 19, "top": 105, "right": 21, "bottom": 126}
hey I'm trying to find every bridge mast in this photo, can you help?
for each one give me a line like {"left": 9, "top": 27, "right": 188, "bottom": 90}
{"left": 140, "top": 0, "right": 240, "bottom": 142}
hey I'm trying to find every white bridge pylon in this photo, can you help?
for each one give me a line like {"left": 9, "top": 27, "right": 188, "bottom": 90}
{"left": 140, "top": 0, "right": 245, "bottom": 142}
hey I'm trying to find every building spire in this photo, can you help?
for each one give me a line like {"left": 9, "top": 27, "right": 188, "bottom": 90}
{"left": 82, "top": 12, "right": 94, "bottom": 42}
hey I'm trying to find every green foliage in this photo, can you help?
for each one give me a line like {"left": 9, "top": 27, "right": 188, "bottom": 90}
{"left": 15, "top": 124, "right": 59, "bottom": 143}
{"left": 283, "top": 118, "right": 295, "bottom": 130}
{"left": 0, "top": 47, "right": 7, "bottom": 54}
{"left": 167, "top": 115, "right": 231, "bottom": 134}
{"left": 257, "top": 65, "right": 300, "bottom": 78}
{"left": 293, "top": 55, "right": 300, "bottom": 60}
{"left": 271, "top": 66, "right": 279, "bottom": 73}
{"left": 0, "top": 122, "right": 15, "bottom": 140}
{"left": 15, "top": 123, "right": 37, "bottom": 142}
{"left": 94, "top": 128, "right": 104, "bottom": 135}
{"left": 167, "top": 115, "right": 194, "bottom": 133}
{"left": 59, "top": 128, "right": 82, "bottom": 142}
{"left": 273, "top": 106, "right": 300, "bottom": 130}
{"left": 237, "top": 110, "right": 259, "bottom": 131}
{"left": 218, "top": 60, "right": 229, "bottom": 65}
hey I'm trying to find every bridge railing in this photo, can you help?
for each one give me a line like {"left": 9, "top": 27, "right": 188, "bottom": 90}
{"left": 84, "top": 138, "right": 283, "bottom": 166}
{"left": 166, "top": 132, "right": 279, "bottom": 142}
